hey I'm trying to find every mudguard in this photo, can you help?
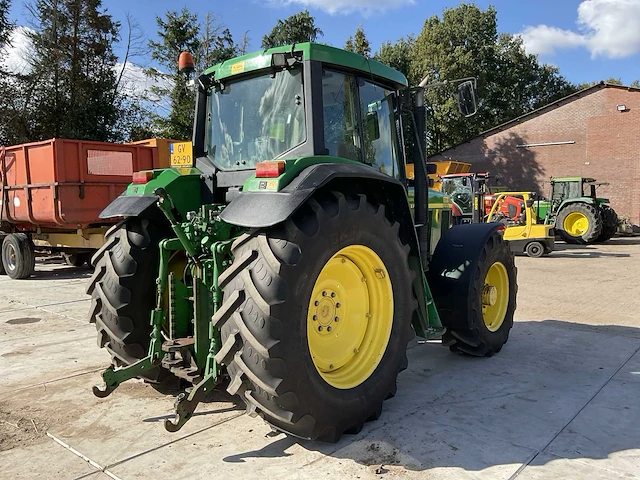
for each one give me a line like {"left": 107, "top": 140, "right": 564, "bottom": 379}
{"left": 100, "top": 194, "right": 158, "bottom": 219}
{"left": 220, "top": 163, "right": 407, "bottom": 228}
{"left": 427, "top": 222, "right": 505, "bottom": 330}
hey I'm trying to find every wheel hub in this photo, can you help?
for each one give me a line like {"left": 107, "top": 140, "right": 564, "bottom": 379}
{"left": 482, "top": 262, "right": 509, "bottom": 332}
{"left": 307, "top": 245, "right": 393, "bottom": 389}
{"left": 482, "top": 284, "right": 498, "bottom": 306}
{"left": 564, "top": 212, "right": 589, "bottom": 236}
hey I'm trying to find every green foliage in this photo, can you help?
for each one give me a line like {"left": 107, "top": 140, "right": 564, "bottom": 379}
{"left": 374, "top": 36, "right": 414, "bottom": 78}
{"left": 407, "top": 3, "right": 578, "bottom": 154}
{"left": 148, "top": 9, "right": 239, "bottom": 140}
{"left": 20, "top": 0, "right": 123, "bottom": 142}
{"left": 345, "top": 26, "right": 371, "bottom": 57}
{"left": 262, "top": 10, "right": 322, "bottom": 49}
{"left": 0, "top": 0, "right": 12, "bottom": 52}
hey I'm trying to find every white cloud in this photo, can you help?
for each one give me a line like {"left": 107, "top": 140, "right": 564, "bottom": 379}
{"left": 2, "top": 26, "right": 34, "bottom": 74}
{"left": 270, "top": 0, "right": 414, "bottom": 15}
{"left": 520, "top": 0, "right": 640, "bottom": 59}
{"left": 520, "top": 25, "right": 586, "bottom": 56}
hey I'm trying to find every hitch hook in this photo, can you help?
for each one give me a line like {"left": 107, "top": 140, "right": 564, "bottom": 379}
{"left": 164, "top": 376, "right": 215, "bottom": 432}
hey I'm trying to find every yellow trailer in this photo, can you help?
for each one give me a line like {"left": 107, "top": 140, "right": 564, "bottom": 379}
{"left": 406, "top": 160, "right": 471, "bottom": 190}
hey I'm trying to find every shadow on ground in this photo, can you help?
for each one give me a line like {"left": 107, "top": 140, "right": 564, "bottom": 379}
{"left": 222, "top": 319, "right": 640, "bottom": 473}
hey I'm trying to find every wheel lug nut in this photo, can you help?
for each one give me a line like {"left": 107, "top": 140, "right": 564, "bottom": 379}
{"left": 318, "top": 326, "right": 323, "bottom": 331}
{"left": 327, "top": 326, "right": 332, "bottom": 332}
{"left": 313, "top": 315, "right": 317, "bottom": 321}
{"left": 322, "top": 291, "right": 327, "bottom": 296}
{"left": 334, "top": 317, "right": 339, "bottom": 322}
{"left": 331, "top": 292, "right": 336, "bottom": 298}
{"left": 314, "top": 301, "right": 319, "bottom": 306}
{"left": 329, "top": 364, "right": 334, "bottom": 369}
{"left": 336, "top": 303, "right": 341, "bottom": 308}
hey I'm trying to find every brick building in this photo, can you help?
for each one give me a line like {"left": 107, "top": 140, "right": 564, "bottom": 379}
{"left": 431, "top": 83, "right": 640, "bottom": 226}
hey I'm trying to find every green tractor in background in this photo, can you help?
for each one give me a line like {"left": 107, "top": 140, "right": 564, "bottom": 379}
{"left": 536, "top": 177, "right": 618, "bottom": 244}
{"left": 87, "top": 43, "right": 517, "bottom": 442}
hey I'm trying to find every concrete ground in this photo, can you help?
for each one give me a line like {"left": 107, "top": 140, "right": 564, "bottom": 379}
{"left": 1, "top": 237, "right": 640, "bottom": 479}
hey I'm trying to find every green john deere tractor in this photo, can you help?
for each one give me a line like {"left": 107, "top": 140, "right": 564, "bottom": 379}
{"left": 88, "top": 43, "right": 517, "bottom": 442}
{"left": 536, "top": 177, "right": 618, "bottom": 244}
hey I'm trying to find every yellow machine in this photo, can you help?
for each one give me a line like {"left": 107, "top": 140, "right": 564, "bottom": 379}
{"left": 406, "top": 160, "right": 471, "bottom": 190}
{"left": 486, "top": 192, "right": 555, "bottom": 258}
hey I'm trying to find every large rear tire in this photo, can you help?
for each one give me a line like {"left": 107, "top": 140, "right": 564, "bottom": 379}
{"left": 215, "top": 191, "right": 416, "bottom": 442}
{"left": 86, "top": 218, "right": 168, "bottom": 382}
{"left": 556, "top": 203, "right": 602, "bottom": 244}
{"left": 596, "top": 205, "right": 618, "bottom": 242}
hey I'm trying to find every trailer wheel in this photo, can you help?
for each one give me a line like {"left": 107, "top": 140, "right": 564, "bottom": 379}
{"left": 86, "top": 217, "right": 169, "bottom": 382}
{"left": 215, "top": 191, "right": 416, "bottom": 442}
{"left": 1, "top": 233, "right": 35, "bottom": 279}
{"left": 0, "top": 233, "right": 6, "bottom": 275}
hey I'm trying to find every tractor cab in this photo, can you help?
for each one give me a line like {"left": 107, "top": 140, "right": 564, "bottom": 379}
{"left": 549, "top": 177, "right": 610, "bottom": 208}
{"left": 441, "top": 172, "right": 491, "bottom": 222}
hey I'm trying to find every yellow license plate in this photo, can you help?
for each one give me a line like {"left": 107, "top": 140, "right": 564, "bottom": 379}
{"left": 170, "top": 142, "right": 193, "bottom": 167}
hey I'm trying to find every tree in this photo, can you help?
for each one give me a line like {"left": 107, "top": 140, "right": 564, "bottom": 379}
{"left": 374, "top": 36, "right": 415, "bottom": 78}
{"left": 345, "top": 26, "right": 371, "bottom": 57}
{"left": 411, "top": 3, "right": 578, "bottom": 155}
{"left": 22, "top": 0, "right": 123, "bottom": 142}
{"left": 0, "top": 0, "right": 12, "bottom": 53}
{"left": 261, "top": 10, "right": 322, "bottom": 49}
{"left": 148, "top": 9, "right": 238, "bottom": 139}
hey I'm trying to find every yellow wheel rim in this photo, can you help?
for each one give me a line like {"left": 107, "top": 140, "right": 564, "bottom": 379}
{"left": 482, "top": 262, "right": 509, "bottom": 332}
{"left": 307, "top": 245, "right": 393, "bottom": 390}
{"left": 563, "top": 212, "right": 589, "bottom": 236}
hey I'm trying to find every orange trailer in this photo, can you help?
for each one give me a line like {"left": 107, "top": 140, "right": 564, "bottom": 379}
{"left": 0, "top": 138, "right": 163, "bottom": 278}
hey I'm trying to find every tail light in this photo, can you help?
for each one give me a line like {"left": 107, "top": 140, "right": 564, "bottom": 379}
{"left": 256, "top": 161, "right": 285, "bottom": 178}
{"left": 133, "top": 171, "right": 154, "bottom": 184}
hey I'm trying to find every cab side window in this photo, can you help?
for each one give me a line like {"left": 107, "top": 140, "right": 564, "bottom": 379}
{"left": 321, "top": 70, "right": 361, "bottom": 162}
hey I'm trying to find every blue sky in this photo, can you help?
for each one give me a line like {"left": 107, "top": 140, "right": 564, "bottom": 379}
{"left": 8, "top": 0, "right": 640, "bottom": 86}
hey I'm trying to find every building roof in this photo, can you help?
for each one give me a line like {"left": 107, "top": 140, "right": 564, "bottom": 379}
{"left": 436, "top": 82, "right": 640, "bottom": 154}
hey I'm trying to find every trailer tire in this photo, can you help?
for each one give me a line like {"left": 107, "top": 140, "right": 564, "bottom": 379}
{"left": 2, "top": 233, "right": 35, "bottom": 279}
{"left": 86, "top": 217, "right": 168, "bottom": 382}
{"left": 0, "top": 233, "right": 6, "bottom": 275}
{"left": 216, "top": 191, "right": 416, "bottom": 442}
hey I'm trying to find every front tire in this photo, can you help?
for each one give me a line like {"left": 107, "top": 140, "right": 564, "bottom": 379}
{"left": 596, "top": 205, "right": 618, "bottom": 242}
{"left": 557, "top": 203, "right": 602, "bottom": 244}
{"left": 525, "top": 241, "right": 545, "bottom": 258}
{"left": 429, "top": 228, "right": 517, "bottom": 357}
{"left": 215, "top": 191, "right": 416, "bottom": 442}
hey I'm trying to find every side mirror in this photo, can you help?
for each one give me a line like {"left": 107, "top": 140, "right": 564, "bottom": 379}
{"left": 426, "top": 163, "right": 437, "bottom": 175}
{"left": 526, "top": 199, "right": 534, "bottom": 208}
{"left": 366, "top": 111, "right": 380, "bottom": 141}
{"left": 457, "top": 80, "right": 477, "bottom": 117}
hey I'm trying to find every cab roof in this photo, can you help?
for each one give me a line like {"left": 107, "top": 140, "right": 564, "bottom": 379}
{"left": 551, "top": 177, "right": 596, "bottom": 183}
{"left": 203, "top": 42, "right": 408, "bottom": 88}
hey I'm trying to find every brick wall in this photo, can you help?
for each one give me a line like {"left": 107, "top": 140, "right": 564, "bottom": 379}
{"left": 431, "top": 86, "right": 640, "bottom": 225}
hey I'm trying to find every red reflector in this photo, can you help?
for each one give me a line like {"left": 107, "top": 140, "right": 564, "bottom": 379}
{"left": 132, "top": 171, "right": 153, "bottom": 184}
{"left": 256, "top": 161, "right": 285, "bottom": 178}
